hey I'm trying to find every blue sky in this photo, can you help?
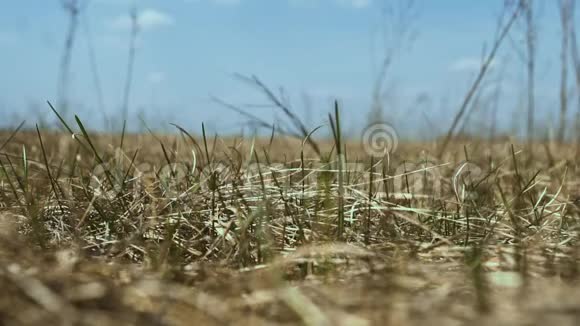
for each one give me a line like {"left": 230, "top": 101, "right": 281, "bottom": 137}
{"left": 0, "top": 0, "right": 573, "bottom": 137}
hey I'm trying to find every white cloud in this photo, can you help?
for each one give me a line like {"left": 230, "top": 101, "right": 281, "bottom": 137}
{"left": 337, "top": 0, "right": 371, "bottom": 8}
{"left": 0, "top": 31, "right": 16, "bottom": 45}
{"left": 213, "top": 0, "right": 241, "bottom": 4}
{"left": 449, "top": 57, "right": 501, "bottom": 72}
{"left": 147, "top": 72, "right": 166, "bottom": 84}
{"left": 288, "top": 0, "right": 318, "bottom": 7}
{"left": 290, "top": 0, "right": 372, "bottom": 9}
{"left": 184, "top": 0, "right": 241, "bottom": 5}
{"left": 109, "top": 9, "right": 174, "bottom": 31}
{"left": 94, "top": 0, "right": 136, "bottom": 5}
{"left": 185, "top": 0, "right": 368, "bottom": 8}
{"left": 100, "top": 33, "right": 144, "bottom": 50}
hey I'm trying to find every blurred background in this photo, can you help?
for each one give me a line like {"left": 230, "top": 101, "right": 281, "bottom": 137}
{"left": 0, "top": 0, "right": 578, "bottom": 141}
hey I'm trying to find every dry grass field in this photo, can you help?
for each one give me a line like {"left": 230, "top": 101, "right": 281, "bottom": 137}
{"left": 1, "top": 115, "right": 580, "bottom": 326}
{"left": 3, "top": 0, "right": 580, "bottom": 324}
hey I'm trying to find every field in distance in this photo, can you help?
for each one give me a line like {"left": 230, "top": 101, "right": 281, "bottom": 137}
{"left": 0, "top": 129, "right": 579, "bottom": 325}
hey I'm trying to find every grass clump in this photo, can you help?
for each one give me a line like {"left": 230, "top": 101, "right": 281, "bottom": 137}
{"left": 1, "top": 108, "right": 580, "bottom": 325}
